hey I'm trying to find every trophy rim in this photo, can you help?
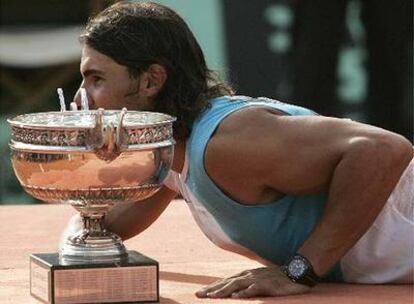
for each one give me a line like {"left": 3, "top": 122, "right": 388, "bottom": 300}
{"left": 8, "top": 109, "right": 176, "bottom": 150}
{"left": 9, "top": 139, "right": 175, "bottom": 152}
{"left": 7, "top": 109, "right": 177, "bottom": 130}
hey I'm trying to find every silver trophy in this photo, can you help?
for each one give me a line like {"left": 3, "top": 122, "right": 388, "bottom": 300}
{"left": 8, "top": 108, "right": 175, "bottom": 303}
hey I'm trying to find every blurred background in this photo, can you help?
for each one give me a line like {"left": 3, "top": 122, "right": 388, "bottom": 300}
{"left": 0, "top": 0, "right": 412, "bottom": 204}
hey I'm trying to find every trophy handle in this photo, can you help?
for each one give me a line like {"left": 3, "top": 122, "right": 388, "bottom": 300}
{"left": 86, "top": 108, "right": 128, "bottom": 162}
{"left": 116, "top": 107, "right": 128, "bottom": 150}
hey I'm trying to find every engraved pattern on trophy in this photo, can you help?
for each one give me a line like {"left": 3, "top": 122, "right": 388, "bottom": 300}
{"left": 10, "top": 114, "right": 173, "bottom": 147}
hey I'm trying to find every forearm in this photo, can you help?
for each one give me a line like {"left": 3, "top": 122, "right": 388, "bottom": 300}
{"left": 104, "top": 140, "right": 186, "bottom": 240}
{"left": 105, "top": 186, "right": 177, "bottom": 240}
{"left": 298, "top": 137, "right": 413, "bottom": 276}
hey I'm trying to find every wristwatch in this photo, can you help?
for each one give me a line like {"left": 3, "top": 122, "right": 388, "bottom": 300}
{"left": 281, "top": 254, "right": 319, "bottom": 287}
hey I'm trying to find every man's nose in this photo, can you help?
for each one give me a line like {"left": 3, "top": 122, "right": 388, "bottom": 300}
{"left": 73, "top": 88, "right": 81, "bottom": 109}
{"left": 73, "top": 86, "right": 95, "bottom": 109}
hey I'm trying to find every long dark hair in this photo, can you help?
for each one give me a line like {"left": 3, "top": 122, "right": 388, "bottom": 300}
{"left": 80, "top": 1, "right": 233, "bottom": 139}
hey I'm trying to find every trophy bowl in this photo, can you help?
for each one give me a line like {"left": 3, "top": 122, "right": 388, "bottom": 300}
{"left": 8, "top": 108, "right": 175, "bottom": 263}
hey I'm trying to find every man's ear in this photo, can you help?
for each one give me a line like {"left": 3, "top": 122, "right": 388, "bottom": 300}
{"left": 138, "top": 64, "right": 167, "bottom": 97}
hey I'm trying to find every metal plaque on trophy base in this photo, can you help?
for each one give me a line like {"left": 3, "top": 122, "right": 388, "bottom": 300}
{"left": 8, "top": 108, "right": 176, "bottom": 304}
{"left": 30, "top": 251, "right": 158, "bottom": 304}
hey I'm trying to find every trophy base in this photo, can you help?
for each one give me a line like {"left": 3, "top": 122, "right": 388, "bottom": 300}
{"left": 30, "top": 251, "right": 159, "bottom": 304}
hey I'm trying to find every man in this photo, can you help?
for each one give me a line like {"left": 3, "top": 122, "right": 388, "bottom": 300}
{"left": 66, "top": 1, "right": 413, "bottom": 299}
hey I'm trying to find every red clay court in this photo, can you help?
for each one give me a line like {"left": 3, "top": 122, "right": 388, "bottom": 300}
{"left": 0, "top": 199, "right": 412, "bottom": 303}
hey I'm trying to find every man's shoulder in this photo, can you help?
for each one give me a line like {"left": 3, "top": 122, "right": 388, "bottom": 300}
{"left": 214, "top": 105, "right": 285, "bottom": 141}
{"left": 203, "top": 108, "right": 287, "bottom": 203}
{"left": 204, "top": 107, "right": 284, "bottom": 178}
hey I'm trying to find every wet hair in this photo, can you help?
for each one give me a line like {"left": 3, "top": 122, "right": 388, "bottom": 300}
{"left": 80, "top": 1, "right": 234, "bottom": 139}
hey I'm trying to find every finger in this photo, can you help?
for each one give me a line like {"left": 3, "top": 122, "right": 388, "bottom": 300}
{"left": 233, "top": 281, "right": 311, "bottom": 298}
{"left": 195, "top": 270, "right": 252, "bottom": 298}
{"left": 227, "top": 269, "right": 250, "bottom": 279}
{"left": 195, "top": 280, "right": 228, "bottom": 298}
{"left": 205, "top": 279, "right": 253, "bottom": 298}
{"left": 231, "top": 283, "right": 265, "bottom": 298}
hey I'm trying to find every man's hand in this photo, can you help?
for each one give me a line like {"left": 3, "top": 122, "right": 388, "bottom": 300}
{"left": 195, "top": 266, "right": 311, "bottom": 299}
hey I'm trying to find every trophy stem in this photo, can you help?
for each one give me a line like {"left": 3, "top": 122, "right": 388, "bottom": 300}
{"left": 82, "top": 212, "right": 108, "bottom": 237}
{"left": 60, "top": 211, "right": 128, "bottom": 264}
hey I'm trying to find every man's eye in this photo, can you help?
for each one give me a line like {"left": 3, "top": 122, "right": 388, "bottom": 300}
{"left": 93, "top": 76, "right": 103, "bottom": 84}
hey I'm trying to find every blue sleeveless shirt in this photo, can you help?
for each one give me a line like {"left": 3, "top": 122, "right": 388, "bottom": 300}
{"left": 185, "top": 95, "right": 343, "bottom": 281}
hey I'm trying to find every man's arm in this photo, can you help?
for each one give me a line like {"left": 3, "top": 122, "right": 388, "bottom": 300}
{"left": 198, "top": 107, "right": 412, "bottom": 298}
{"left": 106, "top": 139, "right": 186, "bottom": 240}
{"left": 60, "top": 140, "right": 185, "bottom": 243}
{"left": 293, "top": 123, "right": 412, "bottom": 276}
{"left": 212, "top": 109, "right": 412, "bottom": 273}
{"left": 105, "top": 185, "right": 178, "bottom": 240}
{"left": 256, "top": 113, "right": 413, "bottom": 277}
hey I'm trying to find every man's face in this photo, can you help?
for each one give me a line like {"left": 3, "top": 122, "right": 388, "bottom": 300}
{"left": 73, "top": 45, "right": 153, "bottom": 111}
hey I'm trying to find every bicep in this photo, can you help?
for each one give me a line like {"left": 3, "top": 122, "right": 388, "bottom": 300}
{"left": 207, "top": 106, "right": 404, "bottom": 196}
{"left": 249, "top": 112, "right": 390, "bottom": 194}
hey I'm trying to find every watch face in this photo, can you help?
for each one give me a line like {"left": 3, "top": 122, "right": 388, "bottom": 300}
{"left": 288, "top": 258, "right": 307, "bottom": 279}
